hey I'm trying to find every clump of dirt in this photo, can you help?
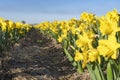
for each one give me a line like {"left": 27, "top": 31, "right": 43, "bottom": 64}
{"left": 1, "top": 28, "right": 90, "bottom": 80}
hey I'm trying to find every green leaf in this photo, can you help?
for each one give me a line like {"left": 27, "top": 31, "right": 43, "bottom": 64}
{"left": 63, "top": 48, "right": 73, "bottom": 62}
{"left": 72, "top": 61, "right": 77, "bottom": 67}
{"left": 96, "top": 63, "right": 105, "bottom": 80}
{"left": 77, "top": 61, "right": 83, "bottom": 74}
{"left": 87, "top": 64, "right": 97, "bottom": 80}
{"left": 94, "top": 63, "right": 105, "bottom": 80}
{"left": 110, "top": 60, "right": 119, "bottom": 79}
{"left": 107, "top": 62, "right": 114, "bottom": 80}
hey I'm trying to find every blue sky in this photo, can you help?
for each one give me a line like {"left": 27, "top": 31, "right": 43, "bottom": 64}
{"left": 0, "top": 0, "right": 120, "bottom": 23}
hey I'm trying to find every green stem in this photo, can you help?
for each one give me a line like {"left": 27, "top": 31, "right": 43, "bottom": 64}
{"left": 77, "top": 61, "right": 83, "bottom": 74}
{"left": 96, "top": 63, "right": 105, "bottom": 80}
{"left": 63, "top": 48, "right": 73, "bottom": 62}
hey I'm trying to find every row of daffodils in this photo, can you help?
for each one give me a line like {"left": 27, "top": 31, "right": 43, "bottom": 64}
{"left": 0, "top": 18, "right": 31, "bottom": 52}
{"left": 35, "top": 9, "right": 120, "bottom": 80}
{"left": 0, "top": 9, "right": 120, "bottom": 80}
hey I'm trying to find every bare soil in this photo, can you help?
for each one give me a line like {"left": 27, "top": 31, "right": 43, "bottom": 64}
{"left": 1, "top": 28, "right": 90, "bottom": 80}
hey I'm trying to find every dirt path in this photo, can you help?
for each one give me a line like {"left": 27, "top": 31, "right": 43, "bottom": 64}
{"left": 1, "top": 28, "right": 90, "bottom": 80}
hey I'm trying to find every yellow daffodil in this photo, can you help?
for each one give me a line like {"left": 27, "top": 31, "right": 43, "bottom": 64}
{"left": 0, "top": 21, "right": 7, "bottom": 31}
{"left": 15, "top": 22, "right": 23, "bottom": 29}
{"left": 5, "top": 20, "right": 14, "bottom": 30}
{"left": 99, "top": 17, "right": 114, "bottom": 35}
{"left": 80, "top": 12, "right": 95, "bottom": 25}
{"left": 97, "top": 39, "right": 120, "bottom": 59}
{"left": 106, "top": 9, "right": 119, "bottom": 22}
{"left": 82, "top": 52, "right": 88, "bottom": 68}
{"left": 74, "top": 50, "right": 83, "bottom": 61}
{"left": 88, "top": 48, "right": 100, "bottom": 63}
{"left": 57, "top": 33, "right": 67, "bottom": 43}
